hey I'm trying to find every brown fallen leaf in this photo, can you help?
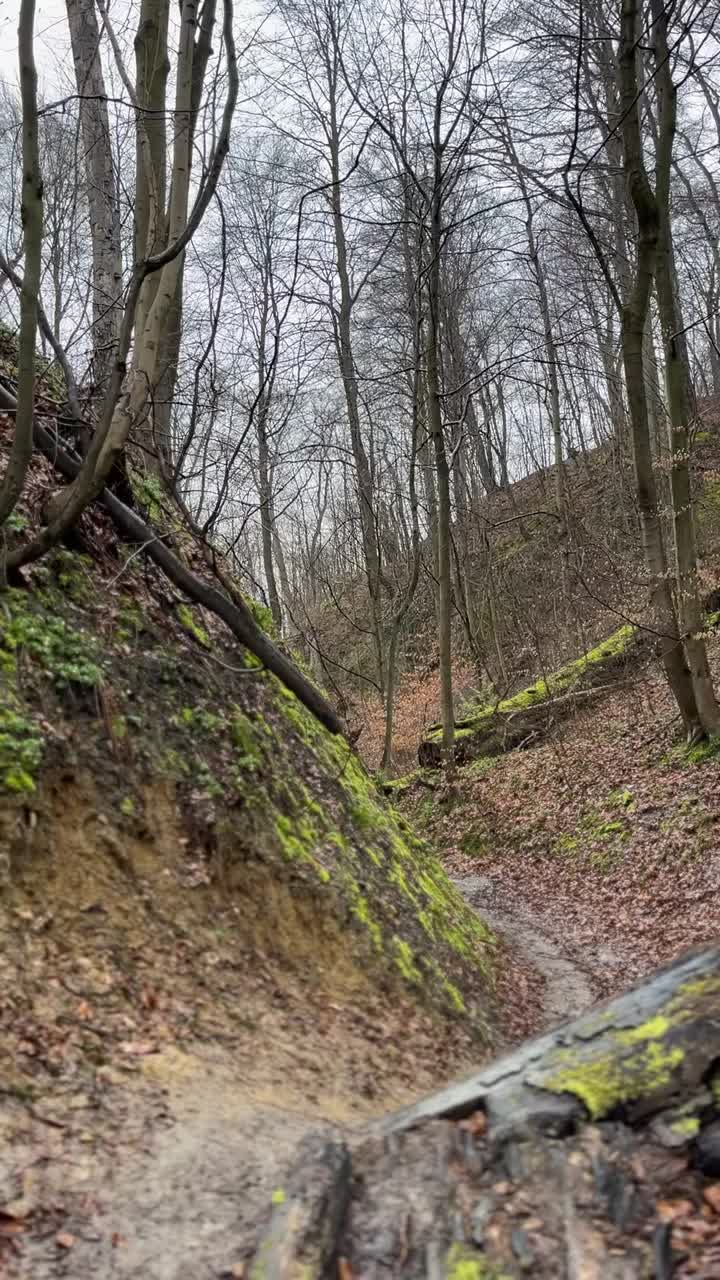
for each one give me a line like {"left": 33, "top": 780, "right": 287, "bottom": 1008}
{"left": 703, "top": 1184, "right": 720, "bottom": 1214}
{"left": 338, "top": 1260, "right": 354, "bottom": 1280}
{"left": 458, "top": 1109, "right": 487, "bottom": 1137}
{"left": 0, "top": 1216, "right": 25, "bottom": 1238}
{"left": 0, "top": 1200, "right": 32, "bottom": 1222}
{"left": 657, "top": 1198, "right": 695, "bottom": 1223}
{"left": 55, "top": 1232, "right": 75, "bottom": 1249}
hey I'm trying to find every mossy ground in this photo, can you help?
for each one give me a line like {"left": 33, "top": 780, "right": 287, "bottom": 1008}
{"left": 0, "top": 540, "right": 497, "bottom": 1037}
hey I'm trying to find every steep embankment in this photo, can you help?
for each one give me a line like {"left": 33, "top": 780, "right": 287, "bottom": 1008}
{"left": 0, "top": 416, "right": 499, "bottom": 1276}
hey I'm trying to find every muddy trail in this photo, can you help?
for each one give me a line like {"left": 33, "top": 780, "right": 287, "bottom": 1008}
{"left": 0, "top": 877, "right": 609, "bottom": 1280}
{"left": 453, "top": 873, "right": 602, "bottom": 1027}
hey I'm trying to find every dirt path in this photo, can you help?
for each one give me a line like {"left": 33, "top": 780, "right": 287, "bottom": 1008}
{"left": 1, "top": 880, "right": 606, "bottom": 1280}
{"left": 0, "top": 1051, "right": 350, "bottom": 1280}
{"left": 453, "top": 873, "right": 598, "bottom": 1028}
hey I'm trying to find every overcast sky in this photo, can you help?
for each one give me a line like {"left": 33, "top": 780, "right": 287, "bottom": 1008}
{"left": 0, "top": 0, "right": 70, "bottom": 92}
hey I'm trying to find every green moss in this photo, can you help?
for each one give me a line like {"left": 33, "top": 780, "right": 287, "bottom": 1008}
{"left": 175, "top": 705, "right": 226, "bottom": 735}
{"left": 671, "top": 973, "right": 720, "bottom": 1004}
{"left": 6, "top": 510, "right": 28, "bottom": 533}
{"left": 131, "top": 470, "right": 166, "bottom": 522}
{"left": 608, "top": 787, "right": 635, "bottom": 810}
{"left": 246, "top": 596, "right": 276, "bottom": 638}
{"left": 442, "top": 979, "right": 466, "bottom": 1014}
{"left": 552, "top": 806, "right": 629, "bottom": 872}
{"left": 158, "top": 748, "right": 191, "bottom": 779}
{"left": 393, "top": 937, "right": 421, "bottom": 981}
{"left": 270, "top": 1188, "right": 285, "bottom": 1206}
{"left": 120, "top": 796, "right": 135, "bottom": 818}
{"left": 545, "top": 1042, "right": 684, "bottom": 1119}
{"left": 465, "top": 755, "right": 500, "bottom": 780}
{"left": 229, "top": 711, "right": 263, "bottom": 768}
{"left": 176, "top": 603, "right": 211, "bottom": 650}
{"left": 111, "top": 715, "right": 128, "bottom": 741}
{"left": 350, "top": 892, "right": 382, "bottom": 950}
{"left": 461, "top": 822, "right": 490, "bottom": 857}
{"left": 543, "top": 1013, "right": 688, "bottom": 1119}
{"left": 669, "top": 1115, "right": 700, "bottom": 1138}
{"left": 617, "top": 1015, "right": 669, "bottom": 1043}
{"left": 116, "top": 598, "right": 146, "bottom": 642}
{"left": 195, "top": 761, "right": 224, "bottom": 798}
{"left": 444, "top": 1244, "right": 511, "bottom": 1279}
{"left": 684, "top": 736, "right": 720, "bottom": 765}
{"left": 47, "top": 549, "right": 94, "bottom": 605}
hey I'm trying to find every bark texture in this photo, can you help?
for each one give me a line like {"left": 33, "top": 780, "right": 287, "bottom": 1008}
{"left": 246, "top": 946, "right": 720, "bottom": 1279}
{"left": 65, "top": 0, "right": 123, "bottom": 395}
{"left": 617, "top": 0, "right": 700, "bottom": 736}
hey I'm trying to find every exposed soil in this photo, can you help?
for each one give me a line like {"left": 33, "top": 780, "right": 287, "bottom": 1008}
{"left": 0, "top": 852, "right": 607, "bottom": 1280}
{"left": 0, "top": 777, "right": 485, "bottom": 1280}
{"left": 0, "top": 1051, "right": 346, "bottom": 1280}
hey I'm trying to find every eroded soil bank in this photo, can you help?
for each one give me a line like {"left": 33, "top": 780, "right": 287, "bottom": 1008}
{"left": 0, "top": 859, "right": 604, "bottom": 1280}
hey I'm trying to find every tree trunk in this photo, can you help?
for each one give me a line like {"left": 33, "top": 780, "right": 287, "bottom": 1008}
{"left": 257, "top": 401, "right": 283, "bottom": 634}
{"left": 133, "top": 0, "right": 168, "bottom": 320}
{"left": 650, "top": 0, "right": 720, "bottom": 737}
{"left": 618, "top": 0, "right": 700, "bottom": 737}
{"left": 427, "top": 161, "right": 454, "bottom": 765}
{"left": 250, "top": 945, "right": 720, "bottom": 1279}
{"left": 150, "top": 0, "right": 217, "bottom": 476}
{"left": 326, "top": 52, "right": 385, "bottom": 698}
{"left": 0, "top": 0, "right": 42, "bottom": 534}
{"left": 66, "top": 0, "right": 122, "bottom": 397}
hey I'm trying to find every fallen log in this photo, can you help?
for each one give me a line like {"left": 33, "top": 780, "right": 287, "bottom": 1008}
{"left": 248, "top": 947, "right": 720, "bottom": 1278}
{"left": 378, "top": 943, "right": 720, "bottom": 1142}
{"left": 418, "top": 628, "right": 647, "bottom": 767}
{"left": 248, "top": 1134, "right": 350, "bottom": 1280}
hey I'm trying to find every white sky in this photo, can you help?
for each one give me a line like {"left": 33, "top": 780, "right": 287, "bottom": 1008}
{"left": 0, "top": 0, "right": 72, "bottom": 92}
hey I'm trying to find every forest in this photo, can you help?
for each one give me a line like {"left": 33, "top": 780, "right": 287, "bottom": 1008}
{"left": 1, "top": 0, "right": 720, "bottom": 1276}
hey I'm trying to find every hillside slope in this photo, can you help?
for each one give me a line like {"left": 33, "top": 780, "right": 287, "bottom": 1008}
{"left": 355, "top": 407, "right": 720, "bottom": 767}
{"left": 0, "top": 418, "right": 499, "bottom": 1276}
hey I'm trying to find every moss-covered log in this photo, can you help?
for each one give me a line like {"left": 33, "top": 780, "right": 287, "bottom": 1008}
{"left": 255, "top": 947, "right": 720, "bottom": 1278}
{"left": 380, "top": 944, "right": 720, "bottom": 1140}
{"left": 249, "top": 1134, "right": 350, "bottom": 1280}
{"left": 419, "top": 626, "right": 644, "bottom": 767}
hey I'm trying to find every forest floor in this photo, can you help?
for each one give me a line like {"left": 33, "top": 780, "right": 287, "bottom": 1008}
{"left": 405, "top": 636, "right": 720, "bottom": 1049}
{"left": 0, "top": 862, "right": 607, "bottom": 1280}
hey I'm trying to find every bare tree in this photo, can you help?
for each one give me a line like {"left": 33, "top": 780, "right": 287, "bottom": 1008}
{"left": 0, "top": 0, "right": 42, "bottom": 535}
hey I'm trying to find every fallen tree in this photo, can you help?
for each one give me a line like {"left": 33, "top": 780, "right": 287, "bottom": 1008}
{"left": 0, "top": 382, "right": 344, "bottom": 736}
{"left": 419, "top": 625, "right": 647, "bottom": 767}
{"left": 249, "top": 945, "right": 720, "bottom": 1277}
